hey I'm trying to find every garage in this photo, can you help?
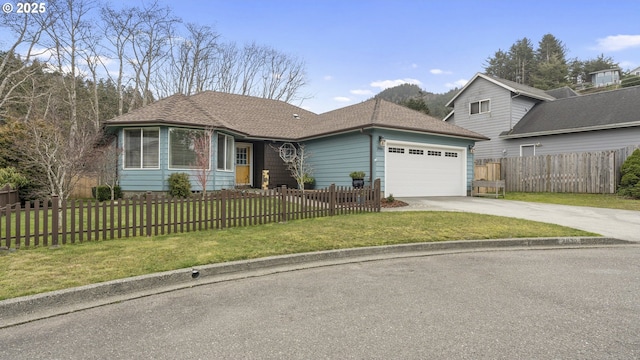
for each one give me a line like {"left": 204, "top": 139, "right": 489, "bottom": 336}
{"left": 384, "top": 142, "right": 466, "bottom": 197}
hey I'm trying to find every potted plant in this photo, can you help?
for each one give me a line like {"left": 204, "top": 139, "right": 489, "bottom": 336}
{"left": 349, "top": 171, "right": 366, "bottom": 188}
{"left": 303, "top": 174, "right": 315, "bottom": 190}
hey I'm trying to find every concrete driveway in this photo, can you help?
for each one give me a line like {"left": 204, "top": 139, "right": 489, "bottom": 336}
{"left": 387, "top": 197, "right": 640, "bottom": 242}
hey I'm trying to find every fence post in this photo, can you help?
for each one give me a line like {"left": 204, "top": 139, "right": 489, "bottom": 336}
{"left": 146, "top": 192, "right": 152, "bottom": 237}
{"left": 220, "top": 190, "right": 227, "bottom": 229}
{"left": 329, "top": 184, "right": 336, "bottom": 216}
{"left": 374, "top": 179, "right": 381, "bottom": 212}
{"left": 280, "top": 185, "right": 287, "bottom": 223}
{"left": 52, "top": 195, "right": 59, "bottom": 247}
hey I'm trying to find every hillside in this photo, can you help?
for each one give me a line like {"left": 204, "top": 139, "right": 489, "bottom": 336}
{"left": 375, "top": 84, "right": 458, "bottom": 119}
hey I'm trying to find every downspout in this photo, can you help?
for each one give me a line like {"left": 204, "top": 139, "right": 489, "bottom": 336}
{"left": 360, "top": 128, "right": 373, "bottom": 186}
{"left": 361, "top": 98, "right": 381, "bottom": 186}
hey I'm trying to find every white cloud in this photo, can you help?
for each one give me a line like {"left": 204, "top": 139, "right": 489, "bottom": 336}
{"left": 430, "top": 69, "right": 452, "bottom": 75}
{"left": 445, "top": 79, "right": 468, "bottom": 89}
{"left": 350, "top": 89, "right": 373, "bottom": 95}
{"left": 323, "top": 75, "right": 333, "bottom": 81}
{"left": 411, "top": 63, "right": 418, "bottom": 69}
{"left": 370, "top": 78, "right": 422, "bottom": 90}
{"left": 333, "top": 96, "right": 351, "bottom": 102}
{"left": 593, "top": 35, "right": 640, "bottom": 51}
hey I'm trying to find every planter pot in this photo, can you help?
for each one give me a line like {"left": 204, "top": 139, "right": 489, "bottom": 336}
{"left": 352, "top": 178, "right": 365, "bottom": 188}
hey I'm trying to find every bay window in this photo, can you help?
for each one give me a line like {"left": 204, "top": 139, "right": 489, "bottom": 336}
{"left": 170, "top": 129, "right": 210, "bottom": 169}
{"left": 217, "top": 133, "right": 234, "bottom": 171}
{"left": 124, "top": 128, "right": 159, "bottom": 169}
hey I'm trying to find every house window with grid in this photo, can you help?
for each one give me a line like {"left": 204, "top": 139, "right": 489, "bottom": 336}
{"left": 124, "top": 128, "right": 159, "bottom": 169}
{"left": 470, "top": 99, "right": 490, "bottom": 115}
{"left": 236, "top": 147, "right": 248, "bottom": 165}
{"left": 217, "top": 133, "right": 234, "bottom": 171}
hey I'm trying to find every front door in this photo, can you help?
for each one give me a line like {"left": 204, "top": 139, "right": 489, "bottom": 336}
{"left": 235, "top": 143, "right": 252, "bottom": 186}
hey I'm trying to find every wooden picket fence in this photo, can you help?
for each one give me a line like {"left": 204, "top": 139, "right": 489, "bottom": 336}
{"left": 475, "top": 146, "right": 639, "bottom": 193}
{"left": 1, "top": 180, "right": 381, "bottom": 249}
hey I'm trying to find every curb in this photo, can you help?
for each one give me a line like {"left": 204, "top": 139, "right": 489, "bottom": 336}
{"left": 0, "top": 236, "right": 633, "bottom": 328}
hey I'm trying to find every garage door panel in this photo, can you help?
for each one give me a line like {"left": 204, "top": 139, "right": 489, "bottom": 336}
{"left": 385, "top": 144, "right": 464, "bottom": 197}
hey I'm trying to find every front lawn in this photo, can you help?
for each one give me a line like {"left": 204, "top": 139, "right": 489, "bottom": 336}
{"left": 0, "top": 211, "right": 597, "bottom": 300}
{"left": 505, "top": 192, "right": 640, "bottom": 211}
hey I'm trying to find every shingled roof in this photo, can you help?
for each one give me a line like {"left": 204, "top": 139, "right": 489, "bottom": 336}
{"left": 105, "top": 91, "right": 488, "bottom": 141}
{"left": 503, "top": 86, "right": 640, "bottom": 138}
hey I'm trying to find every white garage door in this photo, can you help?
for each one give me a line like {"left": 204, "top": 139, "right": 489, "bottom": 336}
{"left": 385, "top": 142, "right": 466, "bottom": 197}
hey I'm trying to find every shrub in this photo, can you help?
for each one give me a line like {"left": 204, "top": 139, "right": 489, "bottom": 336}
{"left": 0, "top": 167, "right": 29, "bottom": 189}
{"left": 618, "top": 149, "right": 640, "bottom": 199}
{"left": 349, "top": 171, "right": 366, "bottom": 179}
{"left": 92, "top": 186, "right": 123, "bottom": 202}
{"left": 386, "top": 194, "right": 395, "bottom": 203}
{"left": 168, "top": 172, "right": 191, "bottom": 198}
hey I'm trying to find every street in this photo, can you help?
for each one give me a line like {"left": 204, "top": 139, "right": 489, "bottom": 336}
{"left": 1, "top": 246, "right": 639, "bottom": 359}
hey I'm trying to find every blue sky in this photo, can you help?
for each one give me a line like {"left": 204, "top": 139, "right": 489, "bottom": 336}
{"left": 4, "top": 0, "right": 640, "bottom": 113}
{"left": 156, "top": 0, "right": 640, "bottom": 113}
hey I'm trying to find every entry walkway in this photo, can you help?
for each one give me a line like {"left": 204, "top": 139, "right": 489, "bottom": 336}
{"left": 387, "top": 197, "right": 640, "bottom": 242}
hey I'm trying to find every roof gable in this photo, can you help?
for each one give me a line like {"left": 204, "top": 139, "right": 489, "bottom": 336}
{"left": 446, "top": 73, "right": 556, "bottom": 107}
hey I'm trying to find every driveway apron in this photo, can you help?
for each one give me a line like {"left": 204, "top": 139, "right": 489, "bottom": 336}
{"left": 389, "top": 197, "right": 640, "bottom": 242}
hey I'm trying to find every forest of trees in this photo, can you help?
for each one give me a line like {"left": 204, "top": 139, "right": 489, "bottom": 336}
{"left": 0, "top": 0, "right": 310, "bottom": 201}
{"left": 483, "top": 33, "right": 624, "bottom": 90}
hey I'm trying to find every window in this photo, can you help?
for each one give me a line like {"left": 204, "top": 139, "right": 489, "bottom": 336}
{"left": 169, "top": 129, "right": 210, "bottom": 169}
{"left": 409, "top": 149, "right": 424, "bottom": 155}
{"left": 388, "top": 147, "right": 405, "bottom": 154}
{"left": 427, "top": 150, "right": 442, "bottom": 156}
{"left": 236, "top": 147, "right": 248, "bottom": 165}
{"left": 520, "top": 144, "right": 535, "bottom": 157}
{"left": 470, "top": 99, "right": 490, "bottom": 115}
{"left": 217, "top": 133, "right": 234, "bottom": 171}
{"left": 124, "top": 128, "right": 159, "bottom": 169}
{"left": 445, "top": 152, "right": 458, "bottom": 158}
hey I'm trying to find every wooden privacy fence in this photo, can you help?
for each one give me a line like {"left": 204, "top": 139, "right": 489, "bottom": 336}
{"left": 475, "top": 147, "right": 640, "bottom": 193}
{"left": 0, "top": 185, "right": 19, "bottom": 209}
{"left": 1, "top": 180, "right": 381, "bottom": 249}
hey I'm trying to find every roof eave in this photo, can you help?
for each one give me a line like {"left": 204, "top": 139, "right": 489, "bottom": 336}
{"left": 501, "top": 121, "right": 640, "bottom": 139}
{"left": 299, "top": 124, "right": 489, "bottom": 142}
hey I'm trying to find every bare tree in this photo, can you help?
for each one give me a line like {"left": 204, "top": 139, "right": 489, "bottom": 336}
{"left": 190, "top": 130, "right": 211, "bottom": 197}
{"left": 92, "top": 140, "right": 121, "bottom": 200}
{"left": 271, "top": 143, "right": 313, "bottom": 190}
{"left": 156, "top": 23, "right": 220, "bottom": 97}
{"left": 19, "top": 117, "right": 98, "bottom": 203}
{"left": 129, "top": 1, "right": 180, "bottom": 106}
{"left": 45, "top": 0, "right": 96, "bottom": 140}
{"left": 100, "top": 4, "right": 137, "bottom": 116}
{"left": 261, "top": 48, "right": 308, "bottom": 102}
{"left": 212, "top": 41, "right": 240, "bottom": 93}
{"left": 0, "top": 8, "right": 53, "bottom": 116}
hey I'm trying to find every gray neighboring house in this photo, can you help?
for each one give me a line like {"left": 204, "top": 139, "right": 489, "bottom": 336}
{"left": 445, "top": 72, "right": 640, "bottom": 159}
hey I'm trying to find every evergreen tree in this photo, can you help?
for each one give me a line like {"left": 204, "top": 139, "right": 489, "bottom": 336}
{"left": 531, "top": 34, "right": 569, "bottom": 89}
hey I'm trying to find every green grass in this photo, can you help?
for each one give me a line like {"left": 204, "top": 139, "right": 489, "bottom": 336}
{"left": 505, "top": 192, "right": 640, "bottom": 211}
{"left": 0, "top": 211, "right": 597, "bottom": 300}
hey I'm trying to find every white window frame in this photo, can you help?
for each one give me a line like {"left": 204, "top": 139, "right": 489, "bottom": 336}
{"left": 168, "top": 128, "right": 210, "bottom": 170}
{"left": 520, "top": 144, "right": 536, "bottom": 157}
{"left": 470, "top": 99, "right": 490, "bottom": 115}
{"left": 216, "top": 133, "right": 234, "bottom": 171}
{"left": 123, "top": 128, "right": 160, "bottom": 170}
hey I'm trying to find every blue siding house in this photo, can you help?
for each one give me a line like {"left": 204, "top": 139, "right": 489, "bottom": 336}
{"left": 105, "top": 91, "right": 488, "bottom": 197}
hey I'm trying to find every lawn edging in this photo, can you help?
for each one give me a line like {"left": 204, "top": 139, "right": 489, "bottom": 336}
{"left": 1, "top": 236, "right": 632, "bottom": 328}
